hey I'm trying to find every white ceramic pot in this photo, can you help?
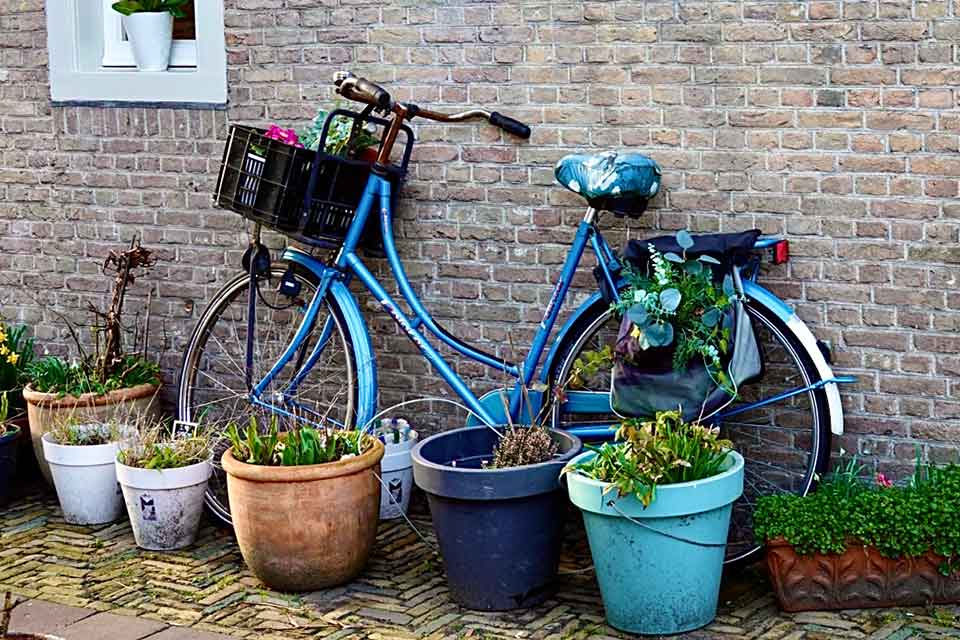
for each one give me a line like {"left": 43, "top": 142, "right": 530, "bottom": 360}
{"left": 42, "top": 431, "right": 125, "bottom": 525}
{"left": 121, "top": 12, "right": 174, "bottom": 72}
{"left": 116, "top": 459, "right": 211, "bottom": 551}
{"left": 377, "top": 419, "right": 418, "bottom": 520}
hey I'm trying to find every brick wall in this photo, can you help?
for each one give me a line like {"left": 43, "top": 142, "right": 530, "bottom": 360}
{"left": 1, "top": 1, "right": 958, "bottom": 469}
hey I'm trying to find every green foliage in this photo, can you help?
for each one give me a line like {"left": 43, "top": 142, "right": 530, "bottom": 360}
{"left": 0, "top": 393, "right": 13, "bottom": 437}
{"left": 567, "top": 345, "right": 614, "bottom": 390}
{"left": 488, "top": 427, "right": 559, "bottom": 469}
{"left": 27, "top": 355, "right": 160, "bottom": 397}
{"left": 226, "top": 413, "right": 370, "bottom": 467}
{"left": 298, "top": 108, "right": 380, "bottom": 157}
{"left": 116, "top": 420, "right": 211, "bottom": 470}
{"left": 111, "top": 0, "right": 190, "bottom": 17}
{"left": 614, "top": 231, "right": 735, "bottom": 393}
{"left": 753, "top": 459, "right": 960, "bottom": 575}
{"left": 46, "top": 420, "right": 120, "bottom": 447}
{"left": 564, "top": 410, "right": 733, "bottom": 507}
{"left": 0, "top": 323, "right": 35, "bottom": 415}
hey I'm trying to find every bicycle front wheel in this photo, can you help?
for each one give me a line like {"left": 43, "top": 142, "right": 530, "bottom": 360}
{"left": 549, "top": 295, "right": 832, "bottom": 566}
{"left": 178, "top": 262, "right": 359, "bottom": 526}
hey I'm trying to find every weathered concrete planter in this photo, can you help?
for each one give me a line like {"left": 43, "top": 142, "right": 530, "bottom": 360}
{"left": 23, "top": 383, "right": 160, "bottom": 484}
{"left": 116, "top": 459, "right": 211, "bottom": 551}
{"left": 42, "top": 430, "right": 124, "bottom": 525}
{"left": 567, "top": 449, "right": 744, "bottom": 635}
{"left": 222, "top": 438, "right": 384, "bottom": 592}
{"left": 766, "top": 538, "right": 960, "bottom": 612}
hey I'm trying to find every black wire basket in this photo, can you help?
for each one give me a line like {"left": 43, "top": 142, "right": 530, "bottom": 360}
{"left": 213, "top": 110, "right": 413, "bottom": 250}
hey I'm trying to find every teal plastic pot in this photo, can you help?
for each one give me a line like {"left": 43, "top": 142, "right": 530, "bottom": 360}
{"left": 566, "top": 449, "right": 744, "bottom": 635}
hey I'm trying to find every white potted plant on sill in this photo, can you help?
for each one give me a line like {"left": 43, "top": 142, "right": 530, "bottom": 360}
{"left": 111, "top": 0, "right": 190, "bottom": 72}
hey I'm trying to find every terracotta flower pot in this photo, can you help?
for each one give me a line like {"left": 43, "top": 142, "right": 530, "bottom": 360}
{"left": 222, "top": 438, "right": 384, "bottom": 592}
{"left": 23, "top": 383, "right": 161, "bottom": 484}
{"left": 766, "top": 537, "right": 960, "bottom": 612}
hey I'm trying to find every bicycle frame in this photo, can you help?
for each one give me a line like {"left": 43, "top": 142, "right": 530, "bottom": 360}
{"left": 244, "top": 169, "right": 850, "bottom": 437}
{"left": 248, "top": 170, "right": 620, "bottom": 428}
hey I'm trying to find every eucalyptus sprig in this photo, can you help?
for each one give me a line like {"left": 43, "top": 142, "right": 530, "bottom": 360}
{"left": 614, "top": 230, "right": 736, "bottom": 392}
{"left": 112, "top": 0, "right": 190, "bottom": 18}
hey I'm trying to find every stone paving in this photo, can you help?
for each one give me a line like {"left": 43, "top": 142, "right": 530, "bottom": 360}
{"left": 2, "top": 486, "right": 960, "bottom": 640}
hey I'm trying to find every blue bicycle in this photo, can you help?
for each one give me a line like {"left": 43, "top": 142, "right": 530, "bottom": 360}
{"left": 179, "top": 73, "right": 850, "bottom": 564}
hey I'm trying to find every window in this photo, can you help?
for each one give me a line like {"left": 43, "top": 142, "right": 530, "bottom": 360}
{"left": 47, "top": 0, "right": 226, "bottom": 107}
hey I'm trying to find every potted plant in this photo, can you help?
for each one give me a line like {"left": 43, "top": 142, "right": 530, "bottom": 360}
{"left": 755, "top": 457, "right": 960, "bottom": 612}
{"left": 0, "top": 394, "right": 21, "bottom": 506}
{"left": 41, "top": 420, "right": 125, "bottom": 525}
{"left": 0, "top": 322, "right": 35, "bottom": 480}
{"left": 221, "top": 413, "right": 385, "bottom": 591}
{"left": 611, "top": 229, "right": 761, "bottom": 422}
{"left": 412, "top": 401, "right": 582, "bottom": 611}
{"left": 299, "top": 107, "right": 381, "bottom": 162}
{"left": 376, "top": 418, "right": 418, "bottom": 520}
{"left": 24, "top": 240, "right": 161, "bottom": 484}
{"left": 563, "top": 410, "right": 744, "bottom": 635}
{"left": 115, "top": 419, "right": 212, "bottom": 551}
{"left": 110, "top": 0, "right": 190, "bottom": 72}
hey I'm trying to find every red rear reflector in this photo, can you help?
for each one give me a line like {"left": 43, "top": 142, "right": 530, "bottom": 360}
{"left": 772, "top": 240, "right": 790, "bottom": 264}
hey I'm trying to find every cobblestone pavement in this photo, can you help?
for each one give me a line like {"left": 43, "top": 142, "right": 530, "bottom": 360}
{"left": 2, "top": 487, "right": 959, "bottom": 639}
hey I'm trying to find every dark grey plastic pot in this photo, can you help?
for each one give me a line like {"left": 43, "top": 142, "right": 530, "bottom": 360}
{"left": 0, "top": 425, "right": 20, "bottom": 506}
{"left": 412, "top": 426, "right": 581, "bottom": 611}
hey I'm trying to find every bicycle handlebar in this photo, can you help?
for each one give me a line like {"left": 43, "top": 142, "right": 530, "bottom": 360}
{"left": 333, "top": 72, "right": 531, "bottom": 140}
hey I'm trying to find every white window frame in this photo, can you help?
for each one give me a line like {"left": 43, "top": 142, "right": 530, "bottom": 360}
{"left": 101, "top": 0, "right": 197, "bottom": 68}
{"left": 47, "top": 0, "right": 226, "bottom": 106}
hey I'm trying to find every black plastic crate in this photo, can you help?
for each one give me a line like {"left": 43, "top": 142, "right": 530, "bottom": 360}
{"left": 213, "top": 125, "right": 311, "bottom": 232}
{"left": 213, "top": 111, "right": 413, "bottom": 251}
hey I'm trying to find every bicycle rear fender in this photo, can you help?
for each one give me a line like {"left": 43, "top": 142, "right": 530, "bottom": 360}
{"left": 282, "top": 249, "right": 378, "bottom": 431}
{"left": 740, "top": 281, "right": 843, "bottom": 436}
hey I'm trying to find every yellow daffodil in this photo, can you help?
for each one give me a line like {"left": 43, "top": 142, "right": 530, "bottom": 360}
{"left": 0, "top": 345, "right": 8, "bottom": 356}
{"left": 6, "top": 353, "right": 18, "bottom": 365}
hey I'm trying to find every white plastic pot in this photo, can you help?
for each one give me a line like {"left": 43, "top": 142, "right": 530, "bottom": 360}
{"left": 121, "top": 12, "right": 174, "bottom": 72}
{"left": 377, "top": 419, "right": 418, "bottom": 520}
{"left": 116, "top": 459, "right": 211, "bottom": 551}
{"left": 42, "top": 431, "right": 124, "bottom": 525}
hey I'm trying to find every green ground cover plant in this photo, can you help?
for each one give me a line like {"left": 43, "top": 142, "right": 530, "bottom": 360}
{"left": 753, "top": 457, "right": 960, "bottom": 575}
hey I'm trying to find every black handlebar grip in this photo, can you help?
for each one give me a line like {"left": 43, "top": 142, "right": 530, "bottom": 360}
{"left": 490, "top": 112, "right": 531, "bottom": 139}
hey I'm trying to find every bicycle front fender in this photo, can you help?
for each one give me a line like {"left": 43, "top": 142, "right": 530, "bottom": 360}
{"left": 282, "top": 250, "right": 378, "bottom": 431}
{"left": 742, "top": 280, "right": 844, "bottom": 436}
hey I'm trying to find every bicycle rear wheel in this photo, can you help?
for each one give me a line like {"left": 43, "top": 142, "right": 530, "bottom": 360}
{"left": 549, "top": 295, "right": 832, "bottom": 566}
{"left": 177, "top": 262, "right": 358, "bottom": 526}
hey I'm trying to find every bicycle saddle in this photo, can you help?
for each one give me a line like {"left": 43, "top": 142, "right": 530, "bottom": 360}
{"left": 555, "top": 151, "right": 661, "bottom": 216}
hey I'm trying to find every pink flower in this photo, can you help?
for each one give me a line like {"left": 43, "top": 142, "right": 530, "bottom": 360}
{"left": 876, "top": 472, "right": 893, "bottom": 488}
{"left": 264, "top": 125, "right": 304, "bottom": 148}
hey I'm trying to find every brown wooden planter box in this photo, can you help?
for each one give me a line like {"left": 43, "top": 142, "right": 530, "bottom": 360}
{"left": 766, "top": 537, "right": 960, "bottom": 612}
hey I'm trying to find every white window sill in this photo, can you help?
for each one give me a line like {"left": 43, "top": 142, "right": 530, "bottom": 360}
{"left": 50, "top": 68, "right": 226, "bottom": 108}
{"left": 47, "top": 0, "right": 226, "bottom": 107}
